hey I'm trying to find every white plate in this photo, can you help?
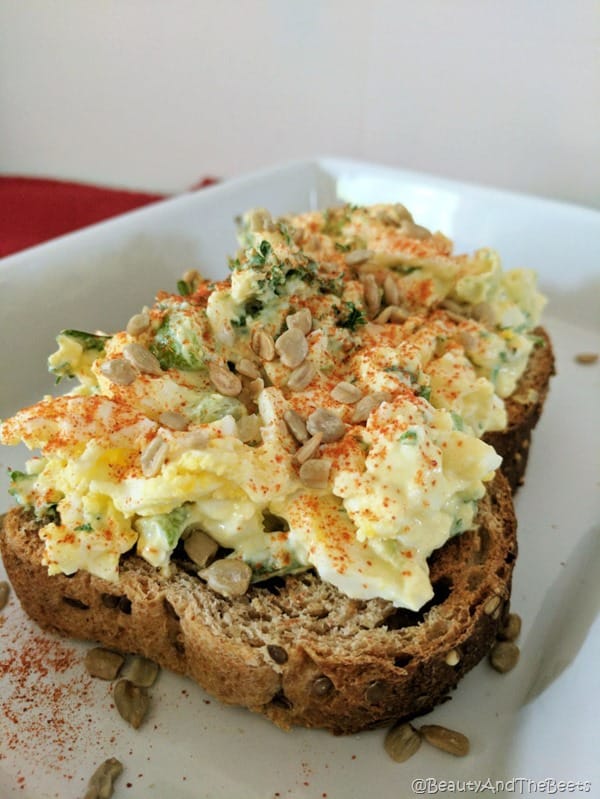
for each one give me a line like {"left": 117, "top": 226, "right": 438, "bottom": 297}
{"left": 1, "top": 159, "right": 599, "bottom": 799}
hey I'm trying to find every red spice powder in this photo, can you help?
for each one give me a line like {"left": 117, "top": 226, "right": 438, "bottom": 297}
{"left": 0, "top": 613, "right": 98, "bottom": 783}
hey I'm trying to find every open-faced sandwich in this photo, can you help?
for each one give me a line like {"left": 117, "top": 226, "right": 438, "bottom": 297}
{"left": 0, "top": 202, "right": 554, "bottom": 734}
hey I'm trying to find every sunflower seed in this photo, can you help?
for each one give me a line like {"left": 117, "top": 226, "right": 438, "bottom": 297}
{"left": 419, "top": 724, "right": 470, "bottom": 757}
{"left": 183, "top": 527, "right": 219, "bottom": 568}
{"left": 399, "top": 220, "right": 432, "bottom": 240}
{"left": 199, "top": 559, "right": 253, "bottom": 598}
{"left": 287, "top": 360, "right": 316, "bottom": 391}
{"left": 299, "top": 458, "right": 331, "bottom": 489}
{"left": 351, "top": 392, "right": 391, "bottom": 423}
{"left": 575, "top": 352, "right": 598, "bottom": 365}
{"left": 498, "top": 612, "right": 522, "bottom": 642}
{"left": 311, "top": 675, "right": 333, "bottom": 697}
{"left": 141, "top": 435, "right": 168, "bottom": 477}
{"left": 0, "top": 581, "right": 9, "bottom": 611}
{"left": 389, "top": 306, "right": 409, "bottom": 323}
{"left": 121, "top": 655, "right": 160, "bottom": 688}
{"left": 330, "top": 381, "right": 362, "bottom": 404}
{"left": 126, "top": 311, "right": 150, "bottom": 337}
{"left": 286, "top": 307, "right": 312, "bottom": 335}
{"left": 113, "top": 679, "right": 150, "bottom": 729}
{"left": 100, "top": 358, "right": 137, "bottom": 386}
{"left": 158, "top": 410, "right": 189, "bottom": 430}
{"left": 122, "top": 343, "right": 162, "bottom": 375}
{"left": 283, "top": 409, "right": 309, "bottom": 442}
{"left": 295, "top": 432, "right": 323, "bottom": 464}
{"left": 489, "top": 641, "right": 520, "bottom": 673}
{"left": 383, "top": 274, "right": 400, "bottom": 306}
{"left": 251, "top": 328, "right": 276, "bottom": 361}
{"left": 209, "top": 362, "right": 243, "bottom": 396}
{"left": 83, "top": 757, "right": 123, "bottom": 799}
{"left": 362, "top": 273, "right": 381, "bottom": 315}
{"left": 306, "top": 408, "right": 346, "bottom": 442}
{"left": 267, "top": 644, "right": 288, "bottom": 664}
{"left": 275, "top": 327, "right": 308, "bottom": 369}
{"left": 345, "top": 249, "right": 373, "bottom": 266}
{"left": 237, "top": 414, "right": 261, "bottom": 443}
{"left": 374, "top": 306, "right": 394, "bottom": 325}
{"left": 236, "top": 357, "right": 261, "bottom": 379}
{"left": 384, "top": 722, "right": 422, "bottom": 763}
{"left": 84, "top": 647, "right": 124, "bottom": 681}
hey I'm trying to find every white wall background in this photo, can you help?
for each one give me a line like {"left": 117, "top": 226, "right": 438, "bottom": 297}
{"left": 1, "top": 0, "right": 599, "bottom": 209}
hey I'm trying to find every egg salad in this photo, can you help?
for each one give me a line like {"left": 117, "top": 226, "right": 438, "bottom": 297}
{"left": 1, "top": 203, "right": 546, "bottom": 611}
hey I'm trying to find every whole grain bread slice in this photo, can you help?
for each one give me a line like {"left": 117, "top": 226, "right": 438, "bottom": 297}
{"left": 485, "top": 327, "right": 555, "bottom": 491}
{"left": 0, "top": 470, "right": 517, "bottom": 735}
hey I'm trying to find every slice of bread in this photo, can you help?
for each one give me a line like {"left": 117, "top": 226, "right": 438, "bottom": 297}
{"left": 484, "top": 327, "right": 555, "bottom": 491}
{"left": 1, "top": 470, "right": 516, "bottom": 735}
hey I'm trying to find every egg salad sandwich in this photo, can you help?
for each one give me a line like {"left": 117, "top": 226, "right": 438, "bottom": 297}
{"left": 0, "top": 203, "right": 553, "bottom": 733}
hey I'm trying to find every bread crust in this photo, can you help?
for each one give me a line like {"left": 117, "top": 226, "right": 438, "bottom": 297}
{"left": 0, "top": 471, "right": 517, "bottom": 734}
{"left": 485, "top": 327, "right": 555, "bottom": 491}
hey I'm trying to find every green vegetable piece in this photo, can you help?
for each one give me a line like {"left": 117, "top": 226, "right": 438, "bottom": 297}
{"left": 150, "top": 313, "right": 206, "bottom": 371}
{"left": 336, "top": 301, "right": 367, "bottom": 331}
{"left": 60, "top": 330, "right": 112, "bottom": 351}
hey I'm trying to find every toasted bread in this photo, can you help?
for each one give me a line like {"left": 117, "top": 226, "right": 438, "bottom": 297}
{"left": 1, "top": 471, "right": 516, "bottom": 735}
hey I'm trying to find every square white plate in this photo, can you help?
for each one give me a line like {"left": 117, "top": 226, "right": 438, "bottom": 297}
{"left": 1, "top": 158, "right": 599, "bottom": 799}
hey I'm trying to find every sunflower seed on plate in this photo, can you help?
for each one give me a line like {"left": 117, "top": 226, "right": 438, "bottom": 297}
{"left": 83, "top": 757, "right": 123, "bottom": 799}
{"left": 84, "top": 648, "right": 124, "bottom": 681}
{"left": 489, "top": 641, "right": 520, "bottom": 673}
{"left": 419, "top": 724, "right": 470, "bottom": 757}
{"left": 113, "top": 679, "right": 150, "bottom": 729}
{"left": 384, "top": 722, "right": 422, "bottom": 763}
{"left": 121, "top": 655, "right": 160, "bottom": 688}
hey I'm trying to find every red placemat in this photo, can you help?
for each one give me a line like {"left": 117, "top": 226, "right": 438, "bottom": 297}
{"left": 0, "top": 176, "right": 217, "bottom": 258}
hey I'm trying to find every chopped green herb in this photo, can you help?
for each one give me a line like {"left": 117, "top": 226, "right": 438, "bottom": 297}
{"left": 418, "top": 385, "right": 432, "bottom": 402}
{"left": 399, "top": 429, "right": 418, "bottom": 444}
{"left": 60, "top": 330, "right": 111, "bottom": 351}
{"left": 450, "top": 412, "right": 465, "bottom": 431}
{"left": 75, "top": 523, "right": 93, "bottom": 532}
{"left": 336, "top": 302, "right": 367, "bottom": 331}
{"left": 176, "top": 279, "right": 191, "bottom": 296}
{"left": 335, "top": 242, "right": 353, "bottom": 253}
